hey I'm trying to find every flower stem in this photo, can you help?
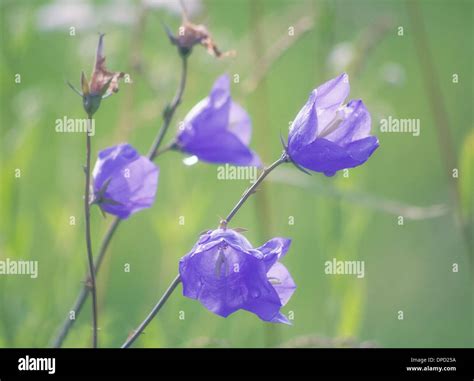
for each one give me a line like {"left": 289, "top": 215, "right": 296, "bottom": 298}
{"left": 148, "top": 55, "right": 187, "bottom": 161}
{"left": 152, "top": 141, "right": 177, "bottom": 158}
{"left": 50, "top": 217, "right": 120, "bottom": 348}
{"left": 84, "top": 116, "right": 98, "bottom": 348}
{"left": 121, "top": 153, "right": 289, "bottom": 348}
{"left": 224, "top": 152, "right": 289, "bottom": 225}
{"left": 121, "top": 274, "right": 181, "bottom": 348}
{"left": 50, "top": 53, "right": 189, "bottom": 348}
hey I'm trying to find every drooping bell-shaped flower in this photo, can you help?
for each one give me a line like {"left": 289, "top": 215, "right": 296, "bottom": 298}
{"left": 179, "top": 229, "right": 296, "bottom": 324}
{"left": 287, "top": 73, "right": 379, "bottom": 176}
{"left": 92, "top": 144, "right": 159, "bottom": 219}
{"left": 175, "top": 74, "right": 261, "bottom": 167}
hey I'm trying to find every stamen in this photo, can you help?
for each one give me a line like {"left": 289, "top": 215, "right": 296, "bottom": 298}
{"left": 318, "top": 107, "right": 346, "bottom": 138}
{"left": 268, "top": 276, "right": 282, "bottom": 285}
{"left": 214, "top": 248, "right": 227, "bottom": 278}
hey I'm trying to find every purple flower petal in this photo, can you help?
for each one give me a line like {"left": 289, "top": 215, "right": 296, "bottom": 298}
{"left": 290, "top": 136, "right": 379, "bottom": 176}
{"left": 288, "top": 73, "right": 350, "bottom": 152}
{"left": 93, "top": 144, "right": 139, "bottom": 190}
{"left": 179, "top": 229, "right": 295, "bottom": 324}
{"left": 228, "top": 101, "right": 252, "bottom": 145}
{"left": 287, "top": 73, "right": 378, "bottom": 176}
{"left": 241, "top": 276, "right": 283, "bottom": 322}
{"left": 256, "top": 237, "right": 292, "bottom": 271}
{"left": 313, "top": 72, "right": 350, "bottom": 110}
{"left": 271, "top": 312, "right": 291, "bottom": 325}
{"left": 180, "top": 242, "right": 280, "bottom": 319}
{"left": 322, "top": 100, "right": 371, "bottom": 146}
{"left": 288, "top": 90, "right": 318, "bottom": 153}
{"left": 177, "top": 75, "right": 260, "bottom": 166}
{"left": 346, "top": 135, "right": 379, "bottom": 162}
{"left": 267, "top": 262, "right": 296, "bottom": 306}
{"left": 180, "top": 130, "right": 261, "bottom": 166}
{"left": 92, "top": 144, "right": 159, "bottom": 218}
{"left": 177, "top": 75, "right": 231, "bottom": 146}
{"left": 209, "top": 74, "right": 230, "bottom": 107}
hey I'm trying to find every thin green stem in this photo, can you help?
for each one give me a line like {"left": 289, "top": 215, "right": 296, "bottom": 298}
{"left": 224, "top": 152, "right": 289, "bottom": 225}
{"left": 152, "top": 141, "right": 177, "bottom": 158}
{"left": 51, "top": 217, "right": 120, "bottom": 348}
{"left": 50, "top": 53, "right": 189, "bottom": 348}
{"left": 148, "top": 55, "right": 187, "bottom": 161}
{"left": 84, "top": 116, "right": 98, "bottom": 348}
{"left": 121, "top": 274, "right": 181, "bottom": 348}
{"left": 121, "top": 153, "right": 289, "bottom": 348}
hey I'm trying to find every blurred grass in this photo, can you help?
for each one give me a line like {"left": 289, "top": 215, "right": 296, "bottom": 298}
{"left": 0, "top": 0, "right": 472, "bottom": 348}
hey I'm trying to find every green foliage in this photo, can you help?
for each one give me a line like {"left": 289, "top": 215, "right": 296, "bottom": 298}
{"left": 0, "top": 0, "right": 472, "bottom": 348}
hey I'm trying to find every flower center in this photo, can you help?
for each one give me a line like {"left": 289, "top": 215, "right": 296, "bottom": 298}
{"left": 214, "top": 247, "right": 229, "bottom": 278}
{"left": 317, "top": 107, "right": 347, "bottom": 138}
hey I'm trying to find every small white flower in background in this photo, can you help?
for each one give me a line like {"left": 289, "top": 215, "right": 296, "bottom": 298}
{"left": 36, "top": 0, "right": 202, "bottom": 31}
{"left": 327, "top": 42, "right": 354, "bottom": 72}
{"left": 37, "top": 0, "right": 96, "bottom": 31}
{"left": 142, "top": 0, "right": 202, "bottom": 16}
{"left": 380, "top": 62, "right": 405, "bottom": 86}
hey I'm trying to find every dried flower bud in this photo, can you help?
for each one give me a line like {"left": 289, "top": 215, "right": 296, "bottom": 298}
{"left": 69, "top": 34, "right": 126, "bottom": 116}
{"left": 166, "top": 16, "right": 235, "bottom": 58}
{"left": 89, "top": 34, "right": 125, "bottom": 97}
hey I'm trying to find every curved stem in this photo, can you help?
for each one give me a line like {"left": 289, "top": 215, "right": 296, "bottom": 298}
{"left": 121, "top": 153, "right": 289, "bottom": 348}
{"left": 224, "top": 152, "right": 289, "bottom": 225}
{"left": 148, "top": 55, "right": 187, "bottom": 161}
{"left": 84, "top": 117, "right": 98, "bottom": 348}
{"left": 51, "top": 217, "right": 120, "bottom": 348}
{"left": 51, "top": 54, "right": 189, "bottom": 348}
{"left": 152, "top": 141, "right": 177, "bottom": 158}
{"left": 121, "top": 275, "right": 181, "bottom": 348}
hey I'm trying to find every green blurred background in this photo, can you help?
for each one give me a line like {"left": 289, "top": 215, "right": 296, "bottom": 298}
{"left": 0, "top": 0, "right": 472, "bottom": 348}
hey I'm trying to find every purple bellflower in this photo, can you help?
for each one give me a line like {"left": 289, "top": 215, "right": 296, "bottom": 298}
{"left": 92, "top": 144, "right": 159, "bottom": 219}
{"left": 287, "top": 73, "right": 379, "bottom": 176}
{"left": 175, "top": 75, "right": 261, "bottom": 167}
{"left": 179, "top": 229, "right": 296, "bottom": 324}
